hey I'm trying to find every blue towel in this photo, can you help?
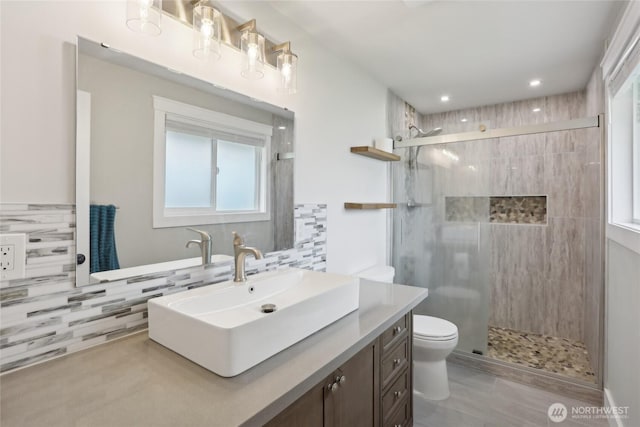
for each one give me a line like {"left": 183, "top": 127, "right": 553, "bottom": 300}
{"left": 90, "top": 205, "right": 120, "bottom": 273}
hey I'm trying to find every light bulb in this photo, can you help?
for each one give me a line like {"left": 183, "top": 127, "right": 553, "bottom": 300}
{"left": 139, "top": 0, "right": 153, "bottom": 21}
{"left": 201, "top": 19, "right": 213, "bottom": 38}
{"left": 281, "top": 62, "right": 292, "bottom": 81}
{"left": 247, "top": 43, "right": 258, "bottom": 69}
{"left": 127, "top": 0, "right": 161, "bottom": 35}
{"left": 240, "top": 30, "right": 264, "bottom": 79}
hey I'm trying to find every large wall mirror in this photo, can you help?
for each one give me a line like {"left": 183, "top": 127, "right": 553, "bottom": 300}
{"left": 76, "top": 37, "right": 294, "bottom": 287}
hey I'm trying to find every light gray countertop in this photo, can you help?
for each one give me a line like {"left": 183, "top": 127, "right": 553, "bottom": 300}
{"left": 0, "top": 280, "right": 427, "bottom": 427}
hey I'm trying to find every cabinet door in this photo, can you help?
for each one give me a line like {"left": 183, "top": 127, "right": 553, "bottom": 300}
{"left": 265, "top": 381, "right": 325, "bottom": 427}
{"left": 324, "top": 343, "right": 379, "bottom": 427}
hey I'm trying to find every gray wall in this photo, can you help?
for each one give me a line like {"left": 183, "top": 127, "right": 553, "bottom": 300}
{"left": 78, "top": 54, "right": 293, "bottom": 269}
{"left": 605, "top": 240, "right": 640, "bottom": 426}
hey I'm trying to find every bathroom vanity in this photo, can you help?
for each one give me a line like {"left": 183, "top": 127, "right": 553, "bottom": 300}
{"left": 0, "top": 280, "right": 427, "bottom": 427}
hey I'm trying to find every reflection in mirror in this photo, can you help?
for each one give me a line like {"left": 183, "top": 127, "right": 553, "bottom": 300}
{"left": 76, "top": 37, "right": 294, "bottom": 287}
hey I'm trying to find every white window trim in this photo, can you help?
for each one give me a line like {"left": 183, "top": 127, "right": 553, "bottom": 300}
{"left": 153, "top": 96, "right": 272, "bottom": 228}
{"left": 634, "top": 79, "right": 640, "bottom": 224}
{"left": 603, "top": 0, "right": 640, "bottom": 254}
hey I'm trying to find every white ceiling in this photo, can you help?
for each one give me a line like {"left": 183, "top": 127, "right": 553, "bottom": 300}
{"left": 226, "top": 1, "right": 625, "bottom": 114}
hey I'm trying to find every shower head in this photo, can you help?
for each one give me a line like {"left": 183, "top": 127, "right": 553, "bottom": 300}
{"left": 409, "top": 125, "right": 443, "bottom": 138}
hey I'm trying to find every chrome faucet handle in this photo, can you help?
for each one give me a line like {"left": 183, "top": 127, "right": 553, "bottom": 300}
{"left": 185, "top": 239, "right": 201, "bottom": 249}
{"left": 188, "top": 227, "right": 211, "bottom": 241}
{"left": 186, "top": 228, "right": 213, "bottom": 266}
{"left": 232, "top": 231, "right": 243, "bottom": 247}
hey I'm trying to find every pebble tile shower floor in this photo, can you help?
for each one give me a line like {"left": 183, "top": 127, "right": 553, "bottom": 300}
{"left": 487, "top": 326, "right": 596, "bottom": 383}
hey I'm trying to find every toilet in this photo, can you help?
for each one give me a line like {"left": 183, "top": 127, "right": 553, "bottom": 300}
{"left": 412, "top": 315, "right": 458, "bottom": 400}
{"left": 356, "top": 265, "right": 459, "bottom": 401}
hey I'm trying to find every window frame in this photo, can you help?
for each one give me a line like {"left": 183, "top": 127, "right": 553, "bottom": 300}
{"left": 633, "top": 78, "right": 640, "bottom": 224}
{"left": 152, "top": 96, "right": 272, "bottom": 228}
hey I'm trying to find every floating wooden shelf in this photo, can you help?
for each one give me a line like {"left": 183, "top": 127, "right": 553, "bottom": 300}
{"left": 350, "top": 146, "right": 400, "bottom": 162}
{"left": 344, "top": 203, "right": 397, "bottom": 210}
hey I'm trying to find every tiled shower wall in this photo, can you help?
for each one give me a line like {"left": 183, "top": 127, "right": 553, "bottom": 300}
{"left": 583, "top": 68, "right": 604, "bottom": 375}
{"left": 390, "top": 90, "right": 603, "bottom": 369}
{"left": 0, "top": 203, "right": 327, "bottom": 373}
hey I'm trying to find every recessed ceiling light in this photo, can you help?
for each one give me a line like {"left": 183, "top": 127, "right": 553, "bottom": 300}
{"left": 440, "top": 95, "right": 450, "bottom": 102}
{"left": 278, "top": 126, "right": 287, "bottom": 130}
{"left": 529, "top": 79, "right": 542, "bottom": 87}
{"left": 461, "top": 118, "right": 468, "bottom": 122}
{"left": 532, "top": 107, "right": 541, "bottom": 113}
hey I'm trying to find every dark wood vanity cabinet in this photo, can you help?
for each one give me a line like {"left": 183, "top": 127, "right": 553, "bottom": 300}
{"left": 266, "top": 313, "right": 413, "bottom": 427}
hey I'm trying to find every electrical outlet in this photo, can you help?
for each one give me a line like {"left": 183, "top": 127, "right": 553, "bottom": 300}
{"left": 0, "top": 234, "right": 26, "bottom": 280}
{"left": 1, "top": 244, "right": 15, "bottom": 270}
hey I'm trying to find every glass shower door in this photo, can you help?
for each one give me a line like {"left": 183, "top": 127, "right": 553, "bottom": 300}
{"left": 392, "top": 139, "right": 492, "bottom": 355}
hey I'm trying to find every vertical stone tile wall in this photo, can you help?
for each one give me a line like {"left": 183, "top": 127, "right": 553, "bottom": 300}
{"left": 392, "top": 90, "right": 603, "bottom": 353}
{"left": 0, "top": 203, "right": 327, "bottom": 373}
{"left": 582, "top": 68, "right": 605, "bottom": 375}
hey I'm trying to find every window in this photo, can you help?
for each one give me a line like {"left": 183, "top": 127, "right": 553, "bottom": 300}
{"left": 610, "top": 64, "right": 640, "bottom": 228}
{"left": 153, "top": 97, "right": 272, "bottom": 228}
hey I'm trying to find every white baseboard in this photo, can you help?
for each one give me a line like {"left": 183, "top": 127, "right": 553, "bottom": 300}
{"left": 604, "top": 387, "right": 625, "bottom": 427}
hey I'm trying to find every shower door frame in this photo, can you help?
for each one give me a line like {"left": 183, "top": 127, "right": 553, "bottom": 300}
{"left": 394, "top": 116, "right": 600, "bottom": 149}
{"left": 391, "top": 114, "right": 606, "bottom": 395}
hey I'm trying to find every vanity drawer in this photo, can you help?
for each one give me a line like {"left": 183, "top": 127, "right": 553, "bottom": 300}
{"left": 384, "top": 395, "right": 410, "bottom": 427}
{"left": 382, "top": 314, "right": 408, "bottom": 353}
{"left": 382, "top": 368, "right": 410, "bottom": 422}
{"left": 382, "top": 337, "right": 409, "bottom": 390}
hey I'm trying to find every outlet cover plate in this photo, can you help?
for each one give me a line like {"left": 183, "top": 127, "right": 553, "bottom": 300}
{"left": 1, "top": 234, "right": 26, "bottom": 280}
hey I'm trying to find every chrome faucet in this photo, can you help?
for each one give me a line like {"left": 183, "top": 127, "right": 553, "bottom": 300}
{"left": 233, "top": 232, "right": 263, "bottom": 282}
{"left": 186, "top": 228, "right": 212, "bottom": 266}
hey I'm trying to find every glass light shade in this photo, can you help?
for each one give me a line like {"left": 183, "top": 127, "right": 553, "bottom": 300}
{"left": 277, "top": 52, "right": 298, "bottom": 94}
{"left": 192, "top": 1, "right": 221, "bottom": 61}
{"left": 240, "top": 31, "right": 265, "bottom": 80}
{"left": 126, "top": 0, "right": 162, "bottom": 36}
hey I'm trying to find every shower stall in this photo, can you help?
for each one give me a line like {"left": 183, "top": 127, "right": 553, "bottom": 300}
{"left": 389, "top": 91, "right": 604, "bottom": 392}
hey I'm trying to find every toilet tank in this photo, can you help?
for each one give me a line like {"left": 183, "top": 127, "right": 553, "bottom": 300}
{"left": 356, "top": 265, "right": 395, "bottom": 283}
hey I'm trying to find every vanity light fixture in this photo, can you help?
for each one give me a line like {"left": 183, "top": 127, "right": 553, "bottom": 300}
{"left": 272, "top": 42, "right": 299, "bottom": 95}
{"left": 125, "top": 5, "right": 300, "bottom": 94}
{"left": 126, "top": 0, "right": 162, "bottom": 36}
{"left": 192, "top": 0, "right": 221, "bottom": 61}
{"left": 237, "top": 20, "right": 266, "bottom": 80}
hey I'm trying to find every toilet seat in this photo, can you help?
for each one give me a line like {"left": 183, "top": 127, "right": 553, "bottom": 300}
{"left": 413, "top": 315, "right": 458, "bottom": 341}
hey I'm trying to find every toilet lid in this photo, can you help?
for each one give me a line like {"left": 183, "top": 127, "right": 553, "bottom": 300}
{"left": 413, "top": 315, "right": 458, "bottom": 340}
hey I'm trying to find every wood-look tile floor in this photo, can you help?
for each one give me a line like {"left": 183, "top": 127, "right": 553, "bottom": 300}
{"left": 414, "top": 363, "right": 608, "bottom": 427}
{"left": 486, "top": 326, "right": 596, "bottom": 383}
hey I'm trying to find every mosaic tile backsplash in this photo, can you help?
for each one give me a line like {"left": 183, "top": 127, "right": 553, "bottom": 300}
{"left": 445, "top": 196, "right": 547, "bottom": 225}
{"left": 0, "top": 203, "right": 327, "bottom": 373}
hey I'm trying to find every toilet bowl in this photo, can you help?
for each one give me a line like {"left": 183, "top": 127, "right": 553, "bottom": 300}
{"left": 355, "top": 266, "right": 458, "bottom": 401}
{"left": 413, "top": 315, "right": 458, "bottom": 400}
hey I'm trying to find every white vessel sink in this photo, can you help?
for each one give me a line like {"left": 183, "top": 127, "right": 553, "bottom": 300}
{"left": 148, "top": 268, "right": 360, "bottom": 377}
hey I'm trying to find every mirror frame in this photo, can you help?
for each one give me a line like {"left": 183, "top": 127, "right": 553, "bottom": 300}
{"left": 75, "top": 36, "right": 295, "bottom": 287}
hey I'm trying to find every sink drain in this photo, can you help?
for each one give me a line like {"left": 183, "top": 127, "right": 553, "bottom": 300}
{"left": 261, "top": 303, "right": 277, "bottom": 313}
